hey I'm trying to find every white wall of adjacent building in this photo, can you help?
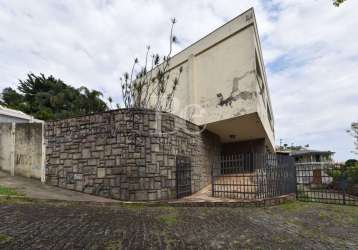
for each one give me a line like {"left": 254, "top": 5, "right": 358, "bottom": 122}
{"left": 0, "top": 106, "right": 45, "bottom": 182}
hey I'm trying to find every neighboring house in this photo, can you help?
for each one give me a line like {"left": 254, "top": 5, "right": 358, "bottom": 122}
{"left": 151, "top": 8, "right": 274, "bottom": 154}
{"left": 0, "top": 105, "right": 42, "bottom": 123}
{"left": 0, "top": 105, "right": 45, "bottom": 182}
{"left": 281, "top": 149, "right": 335, "bottom": 186}
{"left": 290, "top": 149, "right": 334, "bottom": 163}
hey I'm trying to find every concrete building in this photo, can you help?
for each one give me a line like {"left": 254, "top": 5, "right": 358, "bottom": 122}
{"left": 0, "top": 105, "right": 42, "bottom": 123}
{"left": 44, "top": 8, "right": 284, "bottom": 201}
{"left": 0, "top": 106, "right": 45, "bottom": 182}
{"left": 154, "top": 8, "right": 274, "bottom": 153}
{"left": 284, "top": 149, "right": 335, "bottom": 186}
{"left": 290, "top": 149, "right": 334, "bottom": 163}
{"left": 277, "top": 148, "right": 334, "bottom": 163}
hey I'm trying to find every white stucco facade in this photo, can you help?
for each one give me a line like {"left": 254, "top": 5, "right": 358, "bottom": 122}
{"left": 154, "top": 8, "right": 275, "bottom": 151}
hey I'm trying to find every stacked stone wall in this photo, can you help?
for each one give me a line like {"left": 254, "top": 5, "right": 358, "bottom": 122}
{"left": 45, "top": 109, "right": 221, "bottom": 201}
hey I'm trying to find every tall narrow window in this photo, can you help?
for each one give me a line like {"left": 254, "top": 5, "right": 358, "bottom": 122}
{"left": 255, "top": 51, "right": 263, "bottom": 80}
{"left": 256, "top": 50, "right": 265, "bottom": 97}
{"left": 267, "top": 105, "right": 272, "bottom": 122}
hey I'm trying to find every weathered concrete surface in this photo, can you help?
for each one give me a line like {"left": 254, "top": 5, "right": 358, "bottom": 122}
{"left": 0, "top": 123, "right": 45, "bottom": 180}
{"left": 0, "top": 124, "right": 13, "bottom": 174}
{"left": 147, "top": 8, "right": 275, "bottom": 150}
{"left": 0, "top": 200, "right": 357, "bottom": 249}
{"left": 0, "top": 171, "right": 118, "bottom": 203}
{"left": 14, "top": 123, "right": 43, "bottom": 179}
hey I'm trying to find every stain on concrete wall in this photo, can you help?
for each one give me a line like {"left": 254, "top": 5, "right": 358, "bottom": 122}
{"left": 15, "top": 123, "right": 43, "bottom": 179}
{"left": 216, "top": 71, "right": 257, "bottom": 107}
{"left": 0, "top": 123, "right": 44, "bottom": 180}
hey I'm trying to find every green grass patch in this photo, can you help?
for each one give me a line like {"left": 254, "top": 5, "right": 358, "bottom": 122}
{"left": 277, "top": 201, "right": 307, "bottom": 212}
{"left": 105, "top": 239, "right": 122, "bottom": 250}
{"left": 0, "top": 233, "right": 12, "bottom": 244}
{"left": 0, "top": 186, "right": 21, "bottom": 196}
{"left": 328, "top": 205, "right": 358, "bottom": 226}
{"left": 159, "top": 214, "right": 178, "bottom": 226}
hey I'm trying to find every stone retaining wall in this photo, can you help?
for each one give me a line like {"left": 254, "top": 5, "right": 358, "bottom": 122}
{"left": 45, "top": 109, "right": 221, "bottom": 201}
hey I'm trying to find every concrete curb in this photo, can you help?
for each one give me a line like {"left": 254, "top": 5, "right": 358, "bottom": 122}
{"left": 0, "top": 194, "right": 296, "bottom": 207}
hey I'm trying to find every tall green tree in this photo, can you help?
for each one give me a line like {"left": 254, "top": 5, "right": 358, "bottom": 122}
{"left": 333, "top": 0, "right": 347, "bottom": 6}
{"left": 348, "top": 122, "right": 358, "bottom": 155}
{"left": 0, "top": 73, "right": 108, "bottom": 120}
{"left": 0, "top": 87, "right": 25, "bottom": 109}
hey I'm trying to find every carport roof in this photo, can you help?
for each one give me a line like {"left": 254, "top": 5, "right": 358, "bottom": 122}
{"left": 0, "top": 105, "right": 43, "bottom": 123}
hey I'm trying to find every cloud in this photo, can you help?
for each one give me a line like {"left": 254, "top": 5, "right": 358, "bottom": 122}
{"left": 264, "top": 0, "right": 358, "bottom": 161}
{"left": 0, "top": 0, "right": 357, "bottom": 161}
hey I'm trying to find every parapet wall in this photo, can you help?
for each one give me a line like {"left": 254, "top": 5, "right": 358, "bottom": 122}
{"left": 45, "top": 109, "right": 221, "bottom": 201}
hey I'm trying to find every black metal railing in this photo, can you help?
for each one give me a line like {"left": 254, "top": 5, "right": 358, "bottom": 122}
{"left": 296, "top": 162, "right": 358, "bottom": 206}
{"left": 212, "top": 153, "right": 296, "bottom": 200}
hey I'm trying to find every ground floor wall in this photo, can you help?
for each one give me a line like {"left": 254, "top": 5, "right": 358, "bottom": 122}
{"left": 45, "top": 109, "right": 221, "bottom": 201}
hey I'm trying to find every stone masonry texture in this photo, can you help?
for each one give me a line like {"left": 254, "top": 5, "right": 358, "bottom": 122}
{"left": 45, "top": 109, "right": 221, "bottom": 201}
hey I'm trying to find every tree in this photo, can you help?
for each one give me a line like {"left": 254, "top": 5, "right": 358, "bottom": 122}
{"left": 347, "top": 122, "right": 358, "bottom": 154}
{"left": 345, "top": 159, "right": 358, "bottom": 167}
{"left": 78, "top": 86, "right": 108, "bottom": 114}
{"left": 0, "top": 73, "right": 108, "bottom": 120}
{"left": 333, "top": 0, "right": 347, "bottom": 6}
{"left": 108, "top": 96, "right": 113, "bottom": 110}
{"left": 277, "top": 143, "right": 309, "bottom": 151}
{"left": 0, "top": 87, "right": 25, "bottom": 109}
{"left": 121, "top": 18, "right": 183, "bottom": 112}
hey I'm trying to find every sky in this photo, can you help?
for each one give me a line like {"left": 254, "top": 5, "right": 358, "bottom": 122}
{"left": 0, "top": 0, "right": 357, "bottom": 161}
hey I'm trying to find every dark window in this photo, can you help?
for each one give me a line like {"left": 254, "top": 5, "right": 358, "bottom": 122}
{"left": 315, "top": 155, "right": 320, "bottom": 162}
{"left": 256, "top": 51, "right": 263, "bottom": 80}
{"left": 267, "top": 105, "right": 272, "bottom": 122}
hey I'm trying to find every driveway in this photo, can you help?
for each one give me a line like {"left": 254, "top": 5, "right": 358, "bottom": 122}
{"left": 0, "top": 200, "right": 357, "bottom": 249}
{"left": 0, "top": 171, "right": 118, "bottom": 203}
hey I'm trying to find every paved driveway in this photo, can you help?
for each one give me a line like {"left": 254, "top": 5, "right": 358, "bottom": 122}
{"left": 0, "top": 171, "right": 118, "bottom": 203}
{"left": 0, "top": 199, "right": 357, "bottom": 249}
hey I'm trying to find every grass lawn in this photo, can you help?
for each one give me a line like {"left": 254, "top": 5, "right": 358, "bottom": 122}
{"left": 0, "top": 185, "right": 22, "bottom": 196}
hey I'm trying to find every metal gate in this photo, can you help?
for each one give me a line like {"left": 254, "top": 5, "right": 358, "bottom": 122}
{"left": 296, "top": 162, "right": 358, "bottom": 206}
{"left": 212, "top": 153, "right": 296, "bottom": 200}
{"left": 176, "top": 156, "right": 191, "bottom": 199}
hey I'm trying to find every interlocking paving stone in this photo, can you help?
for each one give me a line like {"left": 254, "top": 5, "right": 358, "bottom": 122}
{"left": 0, "top": 200, "right": 357, "bottom": 249}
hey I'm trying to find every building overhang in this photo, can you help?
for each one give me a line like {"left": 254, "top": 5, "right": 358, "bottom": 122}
{"left": 205, "top": 112, "right": 274, "bottom": 152}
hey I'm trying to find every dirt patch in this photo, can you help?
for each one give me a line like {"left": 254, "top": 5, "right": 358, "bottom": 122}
{"left": 0, "top": 200, "right": 357, "bottom": 249}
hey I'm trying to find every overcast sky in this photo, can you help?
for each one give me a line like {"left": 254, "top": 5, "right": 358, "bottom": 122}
{"left": 0, "top": 0, "right": 357, "bottom": 161}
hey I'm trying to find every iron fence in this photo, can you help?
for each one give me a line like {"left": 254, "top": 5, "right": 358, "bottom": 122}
{"left": 296, "top": 162, "right": 358, "bottom": 206}
{"left": 212, "top": 153, "right": 296, "bottom": 200}
{"left": 176, "top": 156, "right": 192, "bottom": 199}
